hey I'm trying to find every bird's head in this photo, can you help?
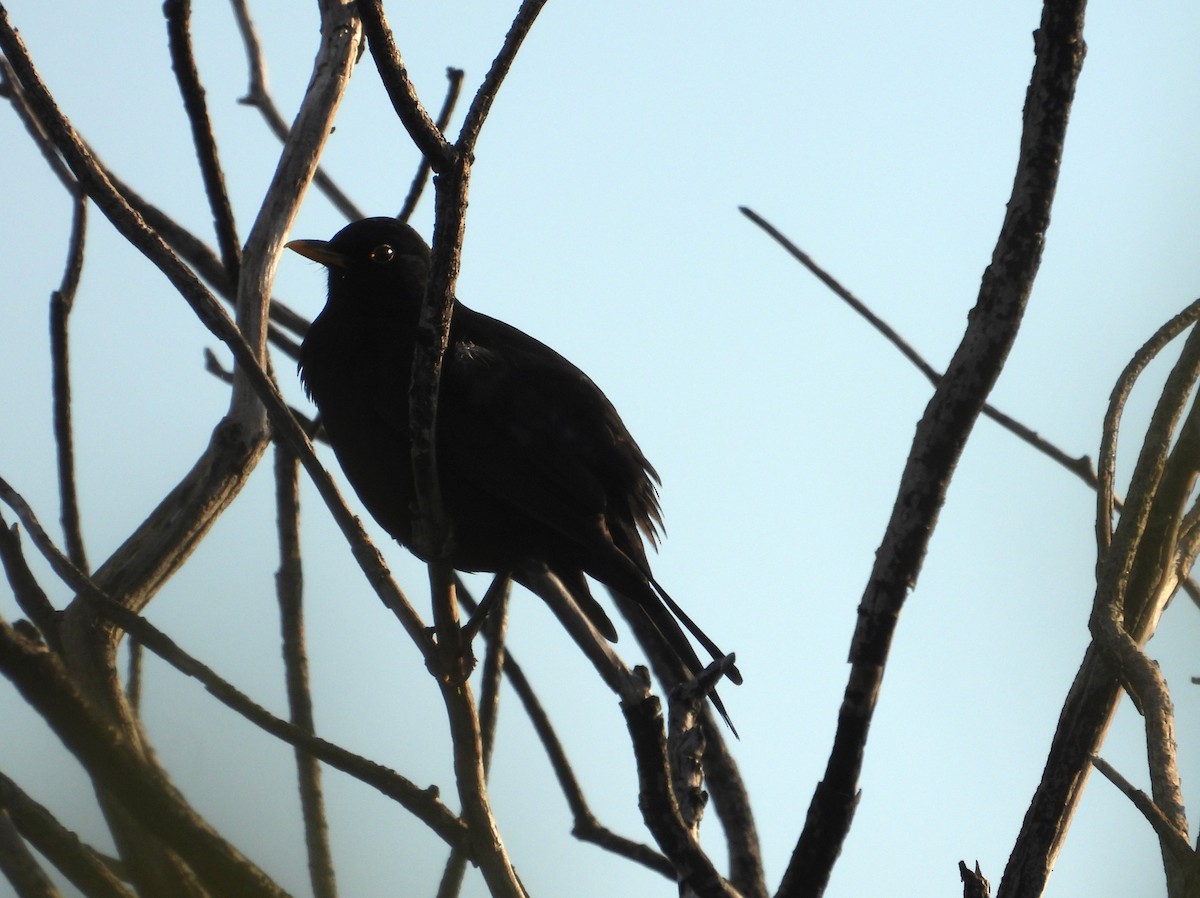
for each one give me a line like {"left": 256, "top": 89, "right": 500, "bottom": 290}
{"left": 287, "top": 217, "right": 431, "bottom": 309}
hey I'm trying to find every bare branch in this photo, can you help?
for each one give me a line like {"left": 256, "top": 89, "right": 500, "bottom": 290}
{"left": 165, "top": 0, "right": 241, "bottom": 278}
{"left": 1000, "top": 312, "right": 1200, "bottom": 896}
{"left": 355, "top": 0, "right": 454, "bottom": 170}
{"left": 621, "top": 673, "right": 741, "bottom": 898}
{"left": 1096, "top": 296, "right": 1200, "bottom": 552}
{"left": 399, "top": 67, "right": 465, "bottom": 223}
{"left": 0, "top": 807, "right": 63, "bottom": 898}
{"left": 49, "top": 194, "right": 89, "bottom": 572}
{"left": 783, "top": 3, "right": 1088, "bottom": 894}
{"left": 739, "top": 206, "right": 1100, "bottom": 489}
{"left": 231, "top": 0, "right": 365, "bottom": 221}
{"left": 0, "top": 622, "right": 292, "bottom": 898}
{"left": 0, "top": 772, "right": 135, "bottom": 898}
{"left": 437, "top": 577, "right": 510, "bottom": 898}
{"left": 1091, "top": 756, "right": 1192, "bottom": 862}
{"left": 456, "top": 0, "right": 549, "bottom": 155}
{"left": 0, "top": 57, "right": 75, "bottom": 193}
{"left": 428, "top": 567, "right": 525, "bottom": 898}
{"left": 0, "top": 4, "right": 435, "bottom": 673}
{"left": 959, "top": 862, "right": 992, "bottom": 898}
{"left": 453, "top": 578, "right": 676, "bottom": 880}
{"left": 274, "top": 444, "right": 338, "bottom": 898}
{"left": 0, "top": 519, "right": 61, "bottom": 653}
{"left": 0, "top": 484, "right": 462, "bottom": 849}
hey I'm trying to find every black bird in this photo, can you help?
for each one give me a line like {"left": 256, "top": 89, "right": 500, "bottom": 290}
{"left": 289, "top": 217, "right": 740, "bottom": 727}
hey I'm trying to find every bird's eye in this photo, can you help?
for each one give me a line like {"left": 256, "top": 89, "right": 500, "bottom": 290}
{"left": 369, "top": 244, "right": 395, "bottom": 264}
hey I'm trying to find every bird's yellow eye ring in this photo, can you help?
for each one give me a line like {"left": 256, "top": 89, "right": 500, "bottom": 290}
{"left": 369, "top": 244, "right": 395, "bottom": 264}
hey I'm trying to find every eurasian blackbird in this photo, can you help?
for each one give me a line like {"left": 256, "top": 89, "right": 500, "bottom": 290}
{"left": 289, "top": 217, "right": 739, "bottom": 726}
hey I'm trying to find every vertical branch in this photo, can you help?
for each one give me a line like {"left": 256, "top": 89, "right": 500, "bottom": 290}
{"left": 49, "top": 193, "right": 88, "bottom": 572}
{"left": 428, "top": 566, "right": 525, "bottom": 898}
{"left": 779, "top": 3, "right": 1087, "bottom": 896}
{"left": 437, "top": 578, "right": 509, "bottom": 898}
{"left": 274, "top": 443, "right": 338, "bottom": 898}
{"left": 621, "top": 681, "right": 741, "bottom": 898}
{"left": 125, "top": 640, "right": 143, "bottom": 711}
{"left": 228, "top": 0, "right": 364, "bottom": 425}
{"left": 1000, "top": 319, "right": 1200, "bottom": 898}
{"left": 0, "top": 519, "right": 61, "bottom": 651}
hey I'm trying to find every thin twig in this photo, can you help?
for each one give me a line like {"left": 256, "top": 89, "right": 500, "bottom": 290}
{"left": 1096, "top": 297, "right": 1200, "bottom": 552}
{"left": 437, "top": 577, "right": 510, "bottom": 898}
{"left": 398, "top": 67, "right": 465, "bottom": 223}
{"left": 476, "top": 577, "right": 509, "bottom": 773}
{"left": 1091, "top": 756, "right": 1192, "bottom": 862}
{"left": 739, "top": 206, "right": 1099, "bottom": 489}
{"left": 165, "top": 0, "right": 241, "bottom": 278}
{"left": 274, "top": 443, "right": 338, "bottom": 898}
{"left": 428, "top": 565, "right": 526, "bottom": 898}
{"left": 0, "top": 518, "right": 61, "bottom": 652}
{"left": 456, "top": 0, "right": 549, "bottom": 152}
{"left": 231, "top": 0, "right": 365, "bottom": 221}
{"left": 622, "top": 672, "right": 740, "bottom": 897}
{"left": 49, "top": 193, "right": 89, "bottom": 572}
{"left": 0, "top": 57, "right": 75, "bottom": 193}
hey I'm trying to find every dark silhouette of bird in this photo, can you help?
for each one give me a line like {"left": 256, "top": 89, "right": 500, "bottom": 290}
{"left": 289, "top": 217, "right": 739, "bottom": 728}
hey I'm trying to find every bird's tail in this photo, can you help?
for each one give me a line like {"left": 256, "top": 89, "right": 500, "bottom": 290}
{"left": 650, "top": 577, "right": 743, "bottom": 685}
{"left": 612, "top": 580, "right": 740, "bottom": 736}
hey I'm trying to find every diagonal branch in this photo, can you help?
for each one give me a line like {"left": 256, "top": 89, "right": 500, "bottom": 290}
{"left": 0, "top": 806, "right": 63, "bottom": 898}
{"left": 739, "top": 206, "right": 1100, "bottom": 488}
{"left": 1090, "top": 756, "right": 1192, "bottom": 864}
{"left": 456, "top": 0, "right": 549, "bottom": 153}
{"left": 231, "top": 0, "right": 365, "bottom": 221}
{"left": 165, "top": 0, "right": 241, "bottom": 278}
{"left": 0, "top": 503, "right": 468, "bottom": 852}
{"left": 779, "top": 4, "right": 1087, "bottom": 895}
{"left": 0, "top": 619, "right": 293, "bottom": 898}
{"left": 398, "top": 67, "right": 465, "bottom": 223}
{"left": 355, "top": 0, "right": 454, "bottom": 170}
{"left": 0, "top": 771, "right": 135, "bottom": 898}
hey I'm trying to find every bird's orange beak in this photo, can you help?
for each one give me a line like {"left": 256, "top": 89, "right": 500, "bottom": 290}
{"left": 286, "top": 239, "right": 348, "bottom": 269}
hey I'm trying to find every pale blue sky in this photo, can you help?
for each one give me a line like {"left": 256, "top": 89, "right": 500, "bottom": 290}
{"left": 3, "top": 3, "right": 1200, "bottom": 897}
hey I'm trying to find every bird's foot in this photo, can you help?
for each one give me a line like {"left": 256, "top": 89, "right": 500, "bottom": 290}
{"left": 424, "top": 625, "right": 478, "bottom": 685}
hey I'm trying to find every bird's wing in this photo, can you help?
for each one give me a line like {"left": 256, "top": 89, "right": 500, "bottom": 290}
{"left": 438, "top": 339, "right": 621, "bottom": 541}
{"left": 439, "top": 308, "right": 659, "bottom": 556}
